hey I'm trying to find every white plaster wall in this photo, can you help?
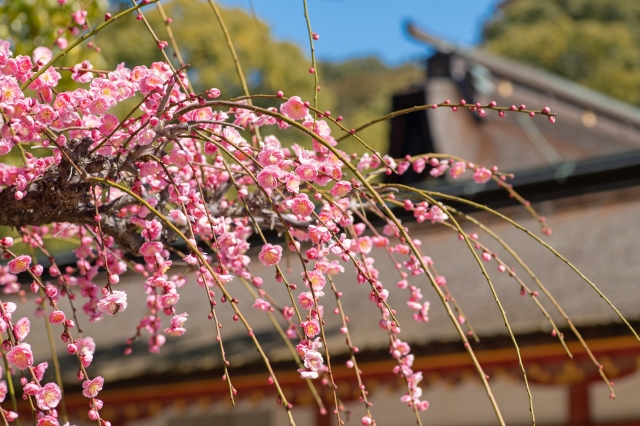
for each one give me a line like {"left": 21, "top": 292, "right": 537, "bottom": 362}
{"left": 591, "top": 368, "right": 640, "bottom": 423}
{"left": 334, "top": 377, "right": 567, "bottom": 426}
{"left": 126, "top": 397, "right": 314, "bottom": 426}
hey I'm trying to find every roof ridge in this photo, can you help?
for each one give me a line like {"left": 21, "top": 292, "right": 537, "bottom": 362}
{"left": 407, "top": 23, "right": 640, "bottom": 125}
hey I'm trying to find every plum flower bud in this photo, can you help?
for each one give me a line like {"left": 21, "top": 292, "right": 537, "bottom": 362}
{"left": 204, "top": 142, "right": 218, "bottom": 154}
{"left": 93, "top": 399, "right": 104, "bottom": 410}
{"left": 45, "top": 285, "right": 57, "bottom": 298}
{"left": 282, "top": 306, "right": 294, "bottom": 319}
{"left": 31, "top": 264, "right": 43, "bottom": 276}
{"left": 67, "top": 344, "right": 77, "bottom": 354}
{"left": 0, "top": 237, "right": 13, "bottom": 247}
{"left": 108, "top": 274, "right": 120, "bottom": 284}
{"left": 33, "top": 362, "right": 48, "bottom": 381}
{"left": 55, "top": 37, "right": 68, "bottom": 49}
{"left": 206, "top": 88, "right": 220, "bottom": 98}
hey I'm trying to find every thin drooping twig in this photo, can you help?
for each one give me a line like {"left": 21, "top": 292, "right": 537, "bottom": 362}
{"left": 206, "top": 0, "right": 262, "bottom": 144}
{"left": 1, "top": 350, "right": 19, "bottom": 426}
{"left": 89, "top": 176, "right": 297, "bottom": 425}
{"left": 402, "top": 187, "right": 640, "bottom": 343}
{"left": 195, "top": 132, "right": 343, "bottom": 425}
{"left": 302, "top": 0, "right": 319, "bottom": 110}
{"left": 207, "top": 1, "right": 251, "bottom": 100}
{"left": 148, "top": 153, "right": 238, "bottom": 405}
{"left": 434, "top": 218, "right": 572, "bottom": 358}
{"left": 335, "top": 102, "right": 557, "bottom": 143}
{"left": 449, "top": 207, "right": 616, "bottom": 395}
{"left": 155, "top": 1, "right": 195, "bottom": 93}
{"left": 422, "top": 194, "right": 536, "bottom": 425}
{"left": 238, "top": 277, "right": 327, "bottom": 415}
{"left": 128, "top": 0, "right": 190, "bottom": 95}
{"left": 172, "top": 99, "right": 508, "bottom": 424}
{"left": 22, "top": 0, "right": 160, "bottom": 90}
{"left": 326, "top": 276, "right": 374, "bottom": 421}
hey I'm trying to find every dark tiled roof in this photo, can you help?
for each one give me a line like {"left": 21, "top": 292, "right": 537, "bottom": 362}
{"left": 394, "top": 24, "right": 640, "bottom": 176}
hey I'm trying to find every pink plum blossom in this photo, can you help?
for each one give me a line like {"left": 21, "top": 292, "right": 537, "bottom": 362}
{"left": 36, "top": 416, "right": 59, "bottom": 426}
{"left": 48, "top": 310, "right": 66, "bottom": 324}
{"left": 473, "top": 167, "right": 492, "bottom": 184}
{"left": 140, "top": 241, "right": 163, "bottom": 257}
{"left": 82, "top": 376, "right": 104, "bottom": 398}
{"left": 8, "top": 255, "right": 31, "bottom": 274}
{"left": 7, "top": 343, "right": 34, "bottom": 370}
{"left": 256, "top": 165, "right": 282, "bottom": 189}
{"left": 290, "top": 194, "right": 315, "bottom": 217}
{"left": 330, "top": 181, "right": 351, "bottom": 197}
{"left": 13, "top": 317, "right": 29, "bottom": 341}
{"left": 258, "top": 244, "right": 282, "bottom": 266}
{"left": 280, "top": 96, "right": 308, "bottom": 120}
{"left": 450, "top": 161, "right": 466, "bottom": 178}
{"left": 97, "top": 290, "right": 128, "bottom": 315}
{"left": 302, "top": 320, "right": 320, "bottom": 338}
{"left": 36, "top": 383, "right": 62, "bottom": 410}
{"left": 252, "top": 298, "right": 271, "bottom": 312}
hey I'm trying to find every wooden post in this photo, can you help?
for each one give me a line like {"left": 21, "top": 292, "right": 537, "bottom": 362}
{"left": 569, "top": 382, "right": 591, "bottom": 426}
{"left": 315, "top": 407, "right": 333, "bottom": 426}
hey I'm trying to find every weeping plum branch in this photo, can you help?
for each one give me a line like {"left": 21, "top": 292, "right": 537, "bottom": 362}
{"left": 0, "top": 2, "right": 632, "bottom": 426}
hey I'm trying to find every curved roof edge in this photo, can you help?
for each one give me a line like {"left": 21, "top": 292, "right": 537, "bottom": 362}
{"left": 407, "top": 23, "right": 640, "bottom": 127}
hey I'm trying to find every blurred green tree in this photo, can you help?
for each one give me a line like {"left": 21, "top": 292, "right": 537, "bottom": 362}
{"left": 98, "top": 0, "right": 422, "bottom": 152}
{"left": 483, "top": 0, "right": 640, "bottom": 106}
{"left": 0, "top": 0, "right": 107, "bottom": 68}
{"left": 1, "top": 0, "right": 422, "bottom": 154}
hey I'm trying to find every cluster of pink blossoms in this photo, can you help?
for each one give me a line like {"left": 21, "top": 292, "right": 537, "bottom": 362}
{"left": 0, "top": 19, "right": 555, "bottom": 422}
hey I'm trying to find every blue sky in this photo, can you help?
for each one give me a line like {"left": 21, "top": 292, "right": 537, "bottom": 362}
{"left": 218, "top": 0, "right": 503, "bottom": 65}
